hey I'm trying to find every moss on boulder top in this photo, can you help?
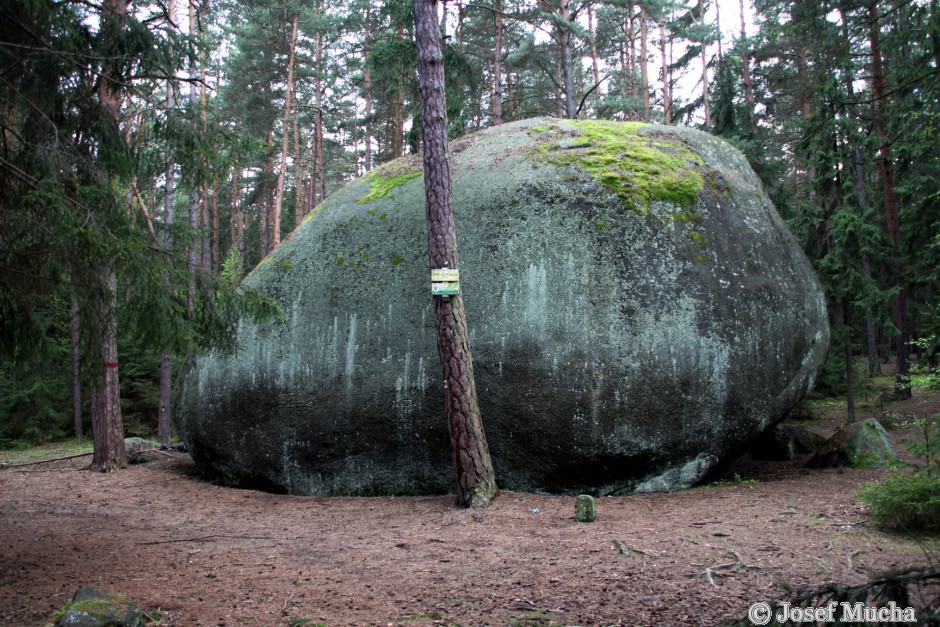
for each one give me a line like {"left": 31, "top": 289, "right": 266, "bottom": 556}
{"left": 178, "top": 117, "right": 829, "bottom": 496}
{"left": 529, "top": 119, "right": 704, "bottom": 214}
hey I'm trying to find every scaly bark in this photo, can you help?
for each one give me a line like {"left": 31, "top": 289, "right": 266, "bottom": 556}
{"left": 90, "top": 0, "right": 128, "bottom": 472}
{"left": 71, "top": 295, "right": 82, "bottom": 440}
{"left": 414, "top": 0, "right": 497, "bottom": 508}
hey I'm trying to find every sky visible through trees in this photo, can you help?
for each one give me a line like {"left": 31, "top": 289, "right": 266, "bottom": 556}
{"left": 0, "top": 0, "right": 938, "bottom": 468}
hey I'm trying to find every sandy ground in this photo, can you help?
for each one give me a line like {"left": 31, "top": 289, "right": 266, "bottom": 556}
{"left": 1, "top": 392, "right": 939, "bottom": 626}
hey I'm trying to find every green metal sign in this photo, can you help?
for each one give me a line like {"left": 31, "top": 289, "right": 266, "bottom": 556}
{"left": 431, "top": 268, "right": 460, "bottom": 296}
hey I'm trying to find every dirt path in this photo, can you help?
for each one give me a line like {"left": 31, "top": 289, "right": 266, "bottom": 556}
{"left": 0, "top": 449, "right": 931, "bottom": 626}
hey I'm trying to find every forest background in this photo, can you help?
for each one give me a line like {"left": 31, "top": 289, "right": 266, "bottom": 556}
{"left": 1, "top": 0, "right": 938, "bottom": 467}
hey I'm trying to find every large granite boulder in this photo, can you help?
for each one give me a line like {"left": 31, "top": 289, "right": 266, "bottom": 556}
{"left": 177, "top": 118, "right": 829, "bottom": 495}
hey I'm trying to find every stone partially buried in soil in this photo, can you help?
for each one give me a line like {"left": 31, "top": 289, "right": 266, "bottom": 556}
{"left": 55, "top": 587, "right": 142, "bottom": 627}
{"left": 177, "top": 117, "right": 829, "bottom": 496}
{"left": 806, "top": 418, "right": 899, "bottom": 469}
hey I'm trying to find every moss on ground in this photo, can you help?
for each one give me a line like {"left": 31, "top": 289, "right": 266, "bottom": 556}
{"left": 357, "top": 160, "right": 422, "bottom": 204}
{"left": 528, "top": 119, "right": 705, "bottom": 215}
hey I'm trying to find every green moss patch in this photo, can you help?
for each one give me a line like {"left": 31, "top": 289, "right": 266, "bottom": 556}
{"left": 357, "top": 159, "right": 422, "bottom": 204}
{"left": 528, "top": 120, "right": 705, "bottom": 214}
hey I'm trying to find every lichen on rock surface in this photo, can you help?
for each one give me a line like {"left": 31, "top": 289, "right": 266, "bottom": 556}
{"left": 177, "top": 117, "right": 829, "bottom": 496}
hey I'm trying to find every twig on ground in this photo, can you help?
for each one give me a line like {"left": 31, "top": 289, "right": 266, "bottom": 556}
{"left": 138, "top": 535, "right": 276, "bottom": 545}
{"left": 282, "top": 593, "right": 293, "bottom": 610}
{"left": 131, "top": 447, "right": 174, "bottom": 458}
{"left": 703, "top": 549, "right": 761, "bottom": 587}
{"left": 612, "top": 540, "right": 647, "bottom": 556}
{"left": 690, "top": 519, "right": 723, "bottom": 526}
{"left": 846, "top": 548, "right": 866, "bottom": 569}
{"left": 2, "top": 452, "right": 93, "bottom": 468}
{"left": 704, "top": 562, "right": 737, "bottom": 588}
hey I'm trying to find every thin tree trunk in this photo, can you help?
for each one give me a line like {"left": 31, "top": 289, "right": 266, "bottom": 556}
{"left": 838, "top": 8, "right": 879, "bottom": 378}
{"left": 293, "top": 89, "right": 305, "bottom": 227}
{"left": 414, "top": 0, "right": 497, "bottom": 509}
{"left": 231, "top": 145, "right": 243, "bottom": 264}
{"left": 640, "top": 6, "right": 650, "bottom": 121}
{"left": 71, "top": 295, "right": 82, "bottom": 440}
{"left": 843, "top": 298, "right": 857, "bottom": 423}
{"left": 493, "top": 0, "right": 504, "bottom": 124}
{"left": 186, "top": 0, "right": 201, "bottom": 319}
{"left": 660, "top": 20, "right": 670, "bottom": 123}
{"left": 394, "top": 22, "right": 405, "bottom": 157}
{"left": 200, "top": 66, "right": 210, "bottom": 275}
{"left": 587, "top": 5, "right": 601, "bottom": 111}
{"left": 258, "top": 130, "right": 274, "bottom": 257}
{"left": 211, "top": 152, "right": 219, "bottom": 275}
{"left": 699, "top": 0, "right": 711, "bottom": 127}
{"left": 364, "top": 9, "right": 374, "bottom": 171}
{"left": 315, "top": 18, "right": 326, "bottom": 200}
{"left": 739, "top": 0, "right": 757, "bottom": 135}
{"left": 627, "top": 9, "right": 636, "bottom": 106}
{"left": 272, "top": 15, "right": 299, "bottom": 250}
{"left": 862, "top": 253, "right": 881, "bottom": 376}
{"left": 869, "top": 1, "right": 910, "bottom": 399}
{"left": 792, "top": 43, "right": 815, "bottom": 207}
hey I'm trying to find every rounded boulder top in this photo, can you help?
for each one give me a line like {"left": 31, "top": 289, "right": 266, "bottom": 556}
{"left": 177, "top": 117, "right": 829, "bottom": 496}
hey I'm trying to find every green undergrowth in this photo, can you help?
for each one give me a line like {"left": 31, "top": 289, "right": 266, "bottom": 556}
{"left": 357, "top": 160, "right": 422, "bottom": 204}
{"left": 858, "top": 472, "right": 940, "bottom": 536}
{"left": 528, "top": 119, "right": 705, "bottom": 215}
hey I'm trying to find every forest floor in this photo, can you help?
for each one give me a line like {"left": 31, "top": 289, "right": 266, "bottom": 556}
{"left": 2, "top": 375, "right": 940, "bottom": 626}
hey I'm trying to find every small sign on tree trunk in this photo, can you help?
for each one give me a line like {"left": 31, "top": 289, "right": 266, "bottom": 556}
{"left": 431, "top": 268, "right": 460, "bottom": 295}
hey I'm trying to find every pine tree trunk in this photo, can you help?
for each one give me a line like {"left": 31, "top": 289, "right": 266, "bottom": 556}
{"left": 158, "top": 16, "right": 176, "bottom": 445}
{"left": 660, "top": 21, "right": 670, "bottom": 123}
{"left": 293, "top": 91, "right": 305, "bottom": 227}
{"left": 272, "top": 15, "right": 298, "bottom": 250}
{"left": 493, "top": 0, "right": 504, "bottom": 124}
{"left": 211, "top": 156, "right": 219, "bottom": 275}
{"left": 90, "top": 0, "right": 128, "bottom": 472}
{"left": 640, "top": 6, "right": 650, "bottom": 121}
{"left": 186, "top": 0, "right": 201, "bottom": 318}
{"left": 394, "top": 22, "right": 405, "bottom": 158}
{"left": 843, "top": 298, "right": 857, "bottom": 423}
{"left": 414, "top": 0, "right": 497, "bottom": 509}
{"left": 71, "top": 295, "right": 82, "bottom": 440}
{"left": 199, "top": 67, "right": 210, "bottom": 275}
{"left": 91, "top": 268, "right": 127, "bottom": 471}
{"left": 315, "top": 18, "right": 326, "bottom": 201}
{"left": 739, "top": 0, "right": 757, "bottom": 135}
{"left": 364, "top": 10, "right": 373, "bottom": 171}
{"left": 699, "top": 0, "right": 711, "bottom": 127}
{"left": 587, "top": 5, "right": 601, "bottom": 111}
{"left": 626, "top": 9, "right": 636, "bottom": 108}
{"left": 869, "top": 1, "right": 910, "bottom": 399}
